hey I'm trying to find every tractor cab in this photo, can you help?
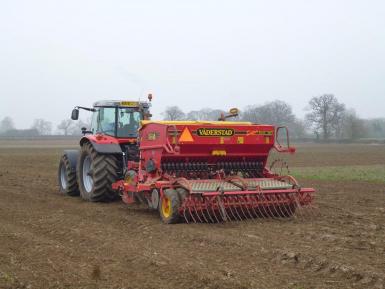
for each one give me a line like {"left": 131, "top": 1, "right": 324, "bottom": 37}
{"left": 71, "top": 95, "right": 152, "bottom": 139}
{"left": 90, "top": 100, "right": 149, "bottom": 138}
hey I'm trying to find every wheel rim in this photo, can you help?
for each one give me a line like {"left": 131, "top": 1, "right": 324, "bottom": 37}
{"left": 161, "top": 197, "right": 171, "bottom": 218}
{"left": 82, "top": 156, "right": 93, "bottom": 193}
{"left": 60, "top": 163, "right": 67, "bottom": 190}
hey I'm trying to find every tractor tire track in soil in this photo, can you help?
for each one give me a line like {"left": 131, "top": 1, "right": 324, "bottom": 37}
{"left": 0, "top": 145, "right": 384, "bottom": 289}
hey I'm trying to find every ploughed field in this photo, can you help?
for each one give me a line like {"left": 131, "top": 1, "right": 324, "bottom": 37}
{"left": 0, "top": 139, "right": 384, "bottom": 289}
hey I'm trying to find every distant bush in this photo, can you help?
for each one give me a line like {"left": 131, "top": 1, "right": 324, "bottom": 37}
{"left": 1, "top": 129, "right": 40, "bottom": 137}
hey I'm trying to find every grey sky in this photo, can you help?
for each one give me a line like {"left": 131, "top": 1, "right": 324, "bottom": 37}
{"left": 1, "top": 0, "right": 384, "bottom": 129}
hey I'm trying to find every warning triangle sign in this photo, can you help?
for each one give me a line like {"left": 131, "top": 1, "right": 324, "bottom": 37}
{"left": 179, "top": 127, "right": 194, "bottom": 142}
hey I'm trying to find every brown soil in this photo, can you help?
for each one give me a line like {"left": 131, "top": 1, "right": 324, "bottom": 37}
{"left": 0, "top": 143, "right": 384, "bottom": 289}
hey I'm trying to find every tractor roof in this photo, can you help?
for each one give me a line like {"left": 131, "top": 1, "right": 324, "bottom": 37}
{"left": 93, "top": 100, "right": 150, "bottom": 108}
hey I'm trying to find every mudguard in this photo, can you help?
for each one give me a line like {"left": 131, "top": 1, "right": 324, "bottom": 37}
{"left": 80, "top": 136, "right": 123, "bottom": 154}
{"left": 91, "top": 142, "right": 122, "bottom": 154}
{"left": 63, "top": 150, "right": 79, "bottom": 171}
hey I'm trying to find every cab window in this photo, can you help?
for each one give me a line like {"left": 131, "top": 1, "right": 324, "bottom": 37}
{"left": 117, "top": 108, "right": 141, "bottom": 137}
{"left": 91, "top": 107, "right": 116, "bottom": 136}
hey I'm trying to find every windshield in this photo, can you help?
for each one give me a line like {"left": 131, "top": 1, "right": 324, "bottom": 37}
{"left": 94, "top": 107, "right": 116, "bottom": 136}
{"left": 117, "top": 108, "right": 141, "bottom": 137}
{"left": 91, "top": 107, "right": 142, "bottom": 138}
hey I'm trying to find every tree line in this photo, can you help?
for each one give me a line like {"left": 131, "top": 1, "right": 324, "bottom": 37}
{"left": 0, "top": 117, "right": 89, "bottom": 137}
{"left": 1, "top": 94, "right": 384, "bottom": 140}
{"left": 162, "top": 94, "right": 385, "bottom": 141}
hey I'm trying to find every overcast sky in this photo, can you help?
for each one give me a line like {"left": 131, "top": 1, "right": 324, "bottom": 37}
{"left": 1, "top": 0, "right": 384, "bottom": 129}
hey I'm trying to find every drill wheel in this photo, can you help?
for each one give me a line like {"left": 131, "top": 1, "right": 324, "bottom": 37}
{"left": 159, "top": 189, "right": 181, "bottom": 224}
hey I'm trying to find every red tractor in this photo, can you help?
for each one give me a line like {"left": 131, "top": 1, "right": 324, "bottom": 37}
{"left": 58, "top": 96, "right": 152, "bottom": 202}
{"left": 58, "top": 96, "right": 315, "bottom": 223}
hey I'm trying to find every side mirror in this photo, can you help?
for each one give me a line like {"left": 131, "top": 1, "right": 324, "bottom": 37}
{"left": 71, "top": 108, "right": 79, "bottom": 120}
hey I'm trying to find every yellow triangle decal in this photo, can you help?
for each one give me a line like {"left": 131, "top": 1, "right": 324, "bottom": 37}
{"left": 179, "top": 127, "right": 194, "bottom": 142}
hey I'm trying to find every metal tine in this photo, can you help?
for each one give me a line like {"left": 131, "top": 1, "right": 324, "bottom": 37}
{"left": 255, "top": 194, "right": 267, "bottom": 219}
{"left": 286, "top": 193, "right": 298, "bottom": 219}
{"left": 250, "top": 195, "right": 262, "bottom": 220}
{"left": 280, "top": 194, "right": 292, "bottom": 218}
{"left": 268, "top": 194, "right": 281, "bottom": 218}
{"left": 226, "top": 196, "right": 238, "bottom": 221}
{"left": 210, "top": 197, "right": 221, "bottom": 223}
{"left": 268, "top": 194, "right": 282, "bottom": 218}
{"left": 280, "top": 194, "right": 293, "bottom": 218}
{"left": 196, "top": 201, "right": 206, "bottom": 223}
{"left": 274, "top": 194, "right": 287, "bottom": 218}
{"left": 243, "top": 196, "right": 254, "bottom": 220}
{"left": 214, "top": 199, "right": 225, "bottom": 223}
{"left": 233, "top": 196, "right": 244, "bottom": 221}
{"left": 242, "top": 196, "right": 253, "bottom": 220}
{"left": 236, "top": 196, "right": 247, "bottom": 220}
{"left": 283, "top": 196, "right": 295, "bottom": 219}
{"left": 247, "top": 195, "right": 256, "bottom": 219}
{"left": 192, "top": 196, "right": 204, "bottom": 223}
{"left": 226, "top": 196, "right": 239, "bottom": 221}
{"left": 306, "top": 194, "right": 319, "bottom": 218}
{"left": 254, "top": 195, "right": 264, "bottom": 220}
{"left": 216, "top": 196, "right": 228, "bottom": 222}
{"left": 275, "top": 194, "right": 287, "bottom": 218}
{"left": 194, "top": 198, "right": 203, "bottom": 223}
{"left": 222, "top": 197, "right": 233, "bottom": 223}
{"left": 267, "top": 194, "right": 280, "bottom": 219}
{"left": 272, "top": 194, "right": 284, "bottom": 218}
{"left": 217, "top": 197, "right": 229, "bottom": 222}
{"left": 293, "top": 192, "right": 305, "bottom": 220}
{"left": 187, "top": 198, "right": 197, "bottom": 223}
{"left": 182, "top": 197, "right": 191, "bottom": 223}
{"left": 261, "top": 193, "right": 275, "bottom": 218}
{"left": 257, "top": 193, "right": 269, "bottom": 218}
{"left": 199, "top": 200, "right": 210, "bottom": 223}
{"left": 183, "top": 206, "right": 189, "bottom": 224}
{"left": 203, "top": 197, "right": 215, "bottom": 223}
{"left": 288, "top": 193, "right": 298, "bottom": 218}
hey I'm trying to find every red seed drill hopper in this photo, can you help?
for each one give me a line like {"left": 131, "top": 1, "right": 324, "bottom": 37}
{"left": 113, "top": 117, "right": 315, "bottom": 223}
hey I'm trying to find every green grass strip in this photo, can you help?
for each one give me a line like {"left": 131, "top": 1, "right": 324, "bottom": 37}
{"left": 291, "top": 165, "right": 385, "bottom": 183}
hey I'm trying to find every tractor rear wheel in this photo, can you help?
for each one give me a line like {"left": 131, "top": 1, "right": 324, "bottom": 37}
{"left": 159, "top": 189, "right": 181, "bottom": 224}
{"left": 77, "top": 143, "right": 119, "bottom": 202}
{"left": 58, "top": 154, "right": 79, "bottom": 196}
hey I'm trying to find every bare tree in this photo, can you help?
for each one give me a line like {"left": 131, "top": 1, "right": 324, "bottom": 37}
{"left": 186, "top": 108, "right": 226, "bottom": 121}
{"left": 162, "top": 106, "right": 185, "bottom": 120}
{"left": 31, "top": 119, "right": 52, "bottom": 135}
{"left": 57, "top": 119, "right": 74, "bottom": 136}
{"left": 365, "top": 118, "right": 385, "bottom": 138}
{"left": 241, "top": 100, "right": 295, "bottom": 125}
{"left": 69, "top": 119, "right": 90, "bottom": 135}
{"left": 342, "top": 109, "right": 366, "bottom": 140}
{"left": 241, "top": 100, "right": 305, "bottom": 138}
{"left": 305, "top": 94, "right": 345, "bottom": 140}
{"left": 0, "top": 116, "right": 15, "bottom": 134}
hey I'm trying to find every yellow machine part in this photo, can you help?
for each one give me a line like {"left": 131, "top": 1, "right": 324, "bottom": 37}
{"left": 140, "top": 120, "right": 254, "bottom": 127}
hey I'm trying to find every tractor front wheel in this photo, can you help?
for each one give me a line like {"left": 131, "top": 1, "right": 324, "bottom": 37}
{"left": 159, "top": 189, "right": 181, "bottom": 224}
{"left": 77, "top": 143, "right": 118, "bottom": 202}
{"left": 58, "top": 154, "right": 79, "bottom": 196}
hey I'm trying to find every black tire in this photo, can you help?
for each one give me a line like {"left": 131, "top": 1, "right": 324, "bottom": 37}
{"left": 159, "top": 189, "right": 181, "bottom": 224}
{"left": 175, "top": 187, "right": 188, "bottom": 200}
{"left": 77, "top": 142, "right": 119, "bottom": 202}
{"left": 58, "top": 154, "right": 79, "bottom": 196}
